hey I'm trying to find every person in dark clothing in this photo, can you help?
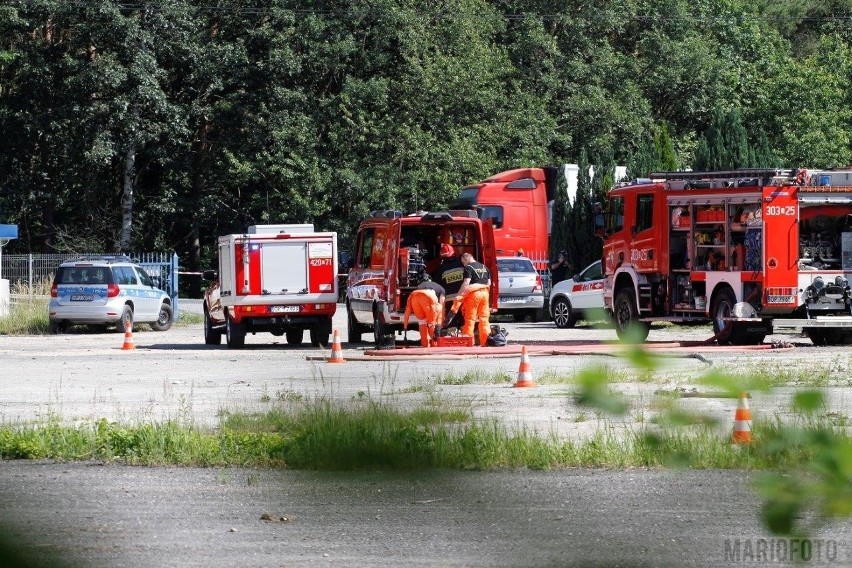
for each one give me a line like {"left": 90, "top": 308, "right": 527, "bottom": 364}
{"left": 404, "top": 274, "right": 445, "bottom": 347}
{"left": 550, "top": 250, "right": 571, "bottom": 285}
{"left": 436, "top": 243, "right": 464, "bottom": 327}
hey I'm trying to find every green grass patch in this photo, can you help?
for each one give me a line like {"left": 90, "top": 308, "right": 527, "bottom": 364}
{"left": 1, "top": 401, "right": 847, "bottom": 472}
{"left": 435, "top": 368, "right": 512, "bottom": 385}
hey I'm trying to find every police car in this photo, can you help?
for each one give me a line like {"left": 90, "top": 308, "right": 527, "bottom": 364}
{"left": 48, "top": 255, "right": 173, "bottom": 333}
{"left": 549, "top": 260, "right": 606, "bottom": 328}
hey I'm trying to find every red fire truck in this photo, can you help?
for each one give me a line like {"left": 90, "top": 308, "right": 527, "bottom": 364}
{"left": 602, "top": 168, "right": 852, "bottom": 345}
{"left": 202, "top": 224, "right": 338, "bottom": 348}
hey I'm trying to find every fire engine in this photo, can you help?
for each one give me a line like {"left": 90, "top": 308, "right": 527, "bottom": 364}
{"left": 602, "top": 168, "right": 852, "bottom": 345}
{"left": 202, "top": 224, "right": 338, "bottom": 348}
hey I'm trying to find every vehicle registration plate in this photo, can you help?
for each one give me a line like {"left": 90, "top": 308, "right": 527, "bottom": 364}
{"left": 70, "top": 295, "right": 94, "bottom": 302}
{"left": 271, "top": 305, "right": 300, "bottom": 313}
{"left": 500, "top": 297, "right": 524, "bottom": 304}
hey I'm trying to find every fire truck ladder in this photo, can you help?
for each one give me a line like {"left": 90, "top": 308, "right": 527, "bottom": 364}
{"left": 648, "top": 169, "right": 788, "bottom": 189}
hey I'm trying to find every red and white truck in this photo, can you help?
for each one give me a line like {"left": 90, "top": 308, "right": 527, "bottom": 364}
{"left": 203, "top": 224, "right": 338, "bottom": 348}
{"left": 601, "top": 168, "right": 852, "bottom": 345}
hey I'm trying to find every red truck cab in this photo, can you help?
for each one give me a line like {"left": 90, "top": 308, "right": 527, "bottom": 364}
{"left": 453, "top": 167, "right": 559, "bottom": 267}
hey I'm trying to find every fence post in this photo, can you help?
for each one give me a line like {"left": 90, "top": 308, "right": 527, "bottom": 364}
{"left": 28, "top": 253, "right": 34, "bottom": 295}
{"left": 171, "top": 252, "right": 180, "bottom": 321}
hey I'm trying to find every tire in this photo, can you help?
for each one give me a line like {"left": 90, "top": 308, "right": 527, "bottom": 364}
{"left": 613, "top": 288, "right": 649, "bottom": 342}
{"left": 286, "top": 328, "right": 303, "bottom": 345}
{"left": 48, "top": 320, "right": 66, "bottom": 335}
{"left": 347, "top": 306, "right": 363, "bottom": 344}
{"left": 373, "top": 309, "right": 394, "bottom": 350}
{"left": 711, "top": 288, "right": 737, "bottom": 345}
{"left": 711, "top": 289, "right": 766, "bottom": 345}
{"left": 225, "top": 314, "right": 246, "bottom": 348}
{"left": 150, "top": 304, "right": 173, "bottom": 331}
{"left": 203, "top": 308, "right": 222, "bottom": 345}
{"left": 551, "top": 297, "right": 576, "bottom": 329}
{"left": 115, "top": 305, "right": 133, "bottom": 333}
{"left": 310, "top": 318, "right": 331, "bottom": 347}
{"left": 807, "top": 329, "right": 852, "bottom": 346}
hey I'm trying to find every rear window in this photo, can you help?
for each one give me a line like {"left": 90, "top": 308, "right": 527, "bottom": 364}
{"left": 497, "top": 258, "right": 535, "bottom": 273}
{"left": 56, "top": 266, "right": 112, "bottom": 285}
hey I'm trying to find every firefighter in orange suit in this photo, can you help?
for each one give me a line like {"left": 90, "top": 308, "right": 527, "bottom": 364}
{"left": 457, "top": 252, "right": 491, "bottom": 346}
{"left": 403, "top": 275, "right": 446, "bottom": 347}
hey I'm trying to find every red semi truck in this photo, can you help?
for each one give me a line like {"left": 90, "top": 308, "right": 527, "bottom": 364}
{"left": 453, "top": 167, "right": 559, "bottom": 266}
{"left": 202, "top": 224, "right": 338, "bottom": 348}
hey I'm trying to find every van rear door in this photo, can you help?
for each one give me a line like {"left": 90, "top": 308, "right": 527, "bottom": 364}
{"left": 481, "top": 219, "right": 500, "bottom": 310}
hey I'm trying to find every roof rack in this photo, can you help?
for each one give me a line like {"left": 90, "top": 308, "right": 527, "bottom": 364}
{"left": 71, "top": 254, "right": 135, "bottom": 264}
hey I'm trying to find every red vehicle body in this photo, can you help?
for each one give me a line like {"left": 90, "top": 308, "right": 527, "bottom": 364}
{"left": 602, "top": 168, "right": 852, "bottom": 345}
{"left": 203, "top": 224, "right": 338, "bottom": 348}
{"left": 453, "top": 167, "right": 559, "bottom": 266}
{"left": 346, "top": 210, "right": 499, "bottom": 346}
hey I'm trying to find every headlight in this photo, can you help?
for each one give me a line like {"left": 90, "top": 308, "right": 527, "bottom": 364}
{"left": 812, "top": 277, "right": 825, "bottom": 291}
{"left": 835, "top": 276, "right": 847, "bottom": 288}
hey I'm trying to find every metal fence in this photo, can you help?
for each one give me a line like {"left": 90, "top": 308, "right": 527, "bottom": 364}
{"left": 1, "top": 252, "right": 181, "bottom": 318}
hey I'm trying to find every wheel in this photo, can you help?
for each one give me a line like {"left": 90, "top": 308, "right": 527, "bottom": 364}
{"left": 347, "top": 306, "right": 363, "bottom": 344}
{"left": 310, "top": 318, "right": 331, "bottom": 347}
{"left": 711, "top": 289, "right": 766, "bottom": 345}
{"left": 711, "top": 288, "right": 737, "bottom": 345}
{"left": 285, "top": 328, "right": 303, "bottom": 345}
{"left": 115, "top": 305, "right": 133, "bottom": 333}
{"left": 551, "top": 297, "right": 576, "bottom": 329}
{"left": 203, "top": 308, "right": 222, "bottom": 345}
{"left": 225, "top": 314, "right": 245, "bottom": 348}
{"left": 48, "top": 320, "right": 66, "bottom": 334}
{"left": 807, "top": 329, "right": 852, "bottom": 346}
{"left": 373, "top": 310, "right": 394, "bottom": 349}
{"left": 150, "top": 304, "right": 173, "bottom": 331}
{"left": 613, "top": 288, "right": 649, "bottom": 342}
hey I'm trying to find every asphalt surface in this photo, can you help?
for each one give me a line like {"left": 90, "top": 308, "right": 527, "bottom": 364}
{"left": 0, "top": 302, "right": 850, "bottom": 566}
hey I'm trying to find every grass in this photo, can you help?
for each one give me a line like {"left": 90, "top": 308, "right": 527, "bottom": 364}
{"left": 0, "top": 278, "right": 202, "bottom": 335}
{"left": 0, "top": 397, "right": 846, "bottom": 472}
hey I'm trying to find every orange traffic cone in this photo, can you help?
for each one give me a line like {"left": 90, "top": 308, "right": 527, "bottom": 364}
{"left": 513, "top": 345, "right": 536, "bottom": 388}
{"left": 731, "top": 392, "right": 752, "bottom": 444}
{"left": 121, "top": 320, "right": 135, "bottom": 351}
{"left": 326, "top": 329, "right": 345, "bottom": 363}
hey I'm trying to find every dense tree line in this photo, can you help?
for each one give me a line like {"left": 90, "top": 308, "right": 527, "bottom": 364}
{"left": 1, "top": 0, "right": 850, "bottom": 274}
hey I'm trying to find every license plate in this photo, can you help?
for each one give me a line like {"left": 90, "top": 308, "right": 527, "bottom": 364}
{"left": 271, "top": 305, "right": 300, "bottom": 313}
{"left": 70, "top": 295, "right": 94, "bottom": 302}
{"left": 500, "top": 297, "right": 525, "bottom": 304}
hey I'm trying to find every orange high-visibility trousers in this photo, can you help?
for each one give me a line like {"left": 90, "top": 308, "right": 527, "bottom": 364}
{"left": 404, "top": 289, "right": 442, "bottom": 347}
{"left": 461, "top": 288, "right": 490, "bottom": 346}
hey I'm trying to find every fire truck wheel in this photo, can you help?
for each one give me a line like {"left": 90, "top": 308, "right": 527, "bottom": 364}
{"left": 286, "top": 328, "right": 303, "bottom": 346}
{"left": 310, "top": 321, "right": 330, "bottom": 347}
{"left": 807, "top": 329, "right": 852, "bottom": 346}
{"left": 347, "top": 306, "right": 363, "bottom": 343}
{"left": 203, "top": 308, "right": 222, "bottom": 345}
{"left": 551, "top": 297, "right": 576, "bottom": 328}
{"left": 711, "top": 289, "right": 737, "bottom": 345}
{"left": 613, "top": 289, "right": 648, "bottom": 342}
{"left": 226, "top": 314, "right": 246, "bottom": 348}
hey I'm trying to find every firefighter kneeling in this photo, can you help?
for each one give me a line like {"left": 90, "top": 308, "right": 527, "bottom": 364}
{"left": 403, "top": 275, "right": 445, "bottom": 347}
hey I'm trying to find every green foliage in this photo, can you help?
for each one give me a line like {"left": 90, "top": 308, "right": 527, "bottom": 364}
{"left": 1, "top": 0, "right": 850, "bottom": 267}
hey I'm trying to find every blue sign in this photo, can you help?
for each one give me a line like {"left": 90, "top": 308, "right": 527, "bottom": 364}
{"left": 0, "top": 225, "right": 17, "bottom": 240}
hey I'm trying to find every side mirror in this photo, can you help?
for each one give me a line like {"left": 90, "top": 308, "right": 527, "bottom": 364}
{"left": 202, "top": 269, "right": 218, "bottom": 281}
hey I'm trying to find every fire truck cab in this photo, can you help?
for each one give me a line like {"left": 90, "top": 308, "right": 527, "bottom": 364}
{"left": 603, "top": 168, "right": 852, "bottom": 345}
{"left": 347, "top": 210, "right": 498, "bottom": 347}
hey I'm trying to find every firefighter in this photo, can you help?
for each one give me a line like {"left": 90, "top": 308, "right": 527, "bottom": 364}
{"left": 403, "top": 274, "right": 446, "bottom": 347}
{"left": 437, "top": 243, "right": 464, "bottom": 327}
{"left": 455, "top": 252, "right": 491, "bottom": 347}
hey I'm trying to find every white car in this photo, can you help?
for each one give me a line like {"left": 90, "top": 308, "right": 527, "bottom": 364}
{"left": 495, "top": 256, "right": 545, "bottom": 322}
{"left": 48, "top": 256, "right": 173, "bottom": 333}
{"left": 549, "top": 260, "right": 605, "bottom": 328}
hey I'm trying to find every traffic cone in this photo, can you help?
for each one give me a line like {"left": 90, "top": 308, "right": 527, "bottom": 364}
{"left": 121, "top": 320, "right": 135, "bottom": 351}
{"left": 731, "top": 392, "right": 752, "bottom": 444}
{"left": 513, "top": 345, "right": 536, "bottom": 388}
{"left": 326, "top": 329, "right": 345, "bottom": 363}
